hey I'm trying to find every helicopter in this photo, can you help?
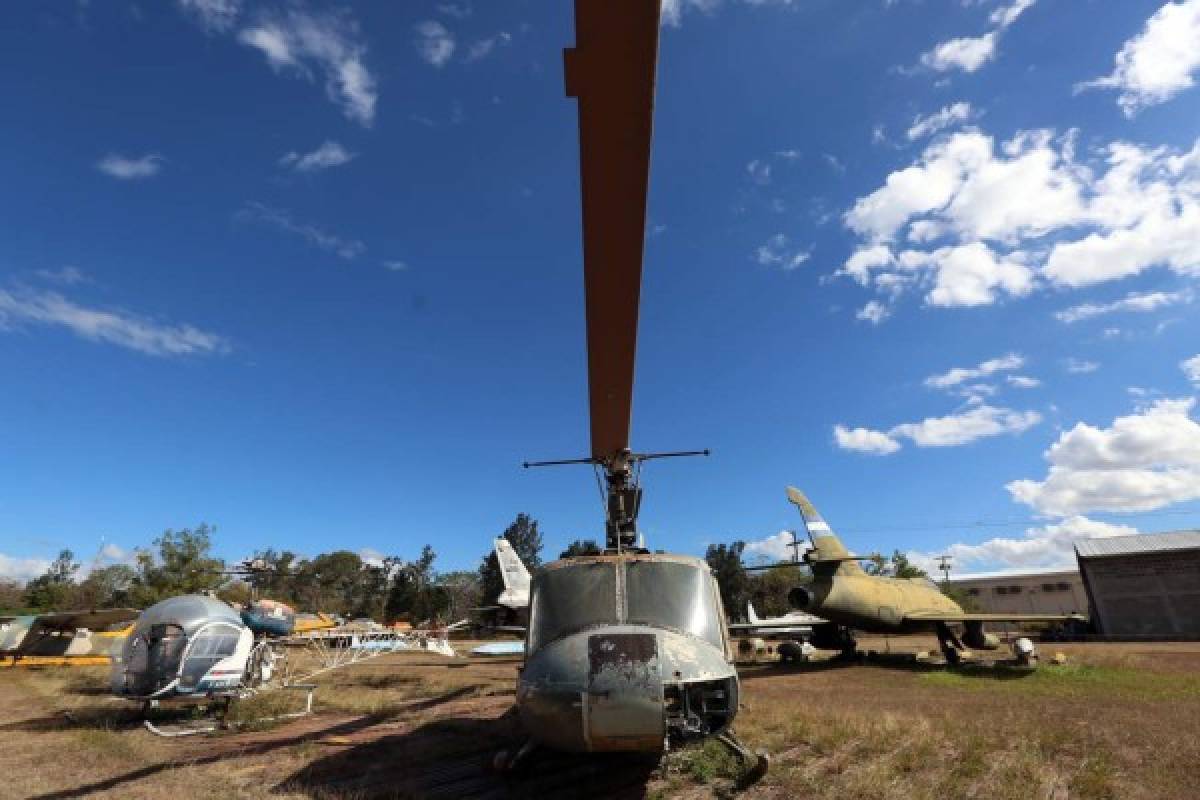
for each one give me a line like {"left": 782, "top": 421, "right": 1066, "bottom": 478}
{"left": 492, "top": 0, "right": 766, "bottom": 781}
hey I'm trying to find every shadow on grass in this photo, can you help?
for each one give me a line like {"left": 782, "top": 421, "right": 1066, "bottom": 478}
{"left": 738, "top": 654, "right": 1038, "bottom": 682}
{"left": 22, "top": 687, "right": 492, "bottom": 800}
{"left": 277, "top": 710, "right": 661, "bottom": 800}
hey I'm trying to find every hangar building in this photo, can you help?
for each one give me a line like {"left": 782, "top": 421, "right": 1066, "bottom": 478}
{"left": 1075, "top": 531, "right": 1200, "bottom": 636}
{"left": 944, "top": 567, "right": 1087, "bottom": 616}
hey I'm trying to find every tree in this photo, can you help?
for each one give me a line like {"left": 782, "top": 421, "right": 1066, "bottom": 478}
{"left": 864, "top": 550, "right": 928, "bottom": 579}
{"left": 24, "top": 550, "right": 80, "bottom": 610}
{"left": 437, "top": 570, "right": 482, "bottom": 622}
{"left": 747, "top": 564, "right": 809, "bottom": 617}
{"left": 129, "top": 525, "right": 225, "bottom": 607}
{"left": 560, "top": 539, "right": 602, "bottom": 559}
{"left": 705, "top": 541, "right": 749, "bottom": 620}
{"left": 386, "top": 545, "right": 444, "bottom": 623}
{"left": 0, "top": 578, "right": 29, "bottom": 612}
{"left": 73, "top": 564, "right": 136, "bottom": 609}
{"left": 293, "top": 551, "right": 365, "bottom": 617}
{"left": 479, "top": 514, "right": 544, "bottom": 604}
{"left": 217, "top": 580, "right": 254, "bottom": 607}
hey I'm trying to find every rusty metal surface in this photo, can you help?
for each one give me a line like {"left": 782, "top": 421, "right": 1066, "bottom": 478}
{"left": 564, "top": 0, "right": 662, "bottom": 462}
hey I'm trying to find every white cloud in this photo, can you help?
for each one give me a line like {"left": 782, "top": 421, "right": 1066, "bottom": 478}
{"left": 238, "top": 202, "right": 365, "bottom": 260}
{"left": 358, "top": 547, "right": 386, "bottom": 568}
{"left": 1008, "top": 397, "right": 1200, "bottom": 515}
{"left": 744, "top": 530, "right": 804, "bottom": 563}
{"left": 1055, "top": 288, "right": 1192, "bottom": 323}
{"left": 415, "top": 20, "right": 456, "bottom": 67}
{"left": 465, "top": 31, "right": 511, "bottom": 63}
{"left": 925, "top": 352, "right": 1024, "bottom": 389}
{"left": 34, "top": 266, "right": 87, "bottom": 286}
{"left": 279, "top": 140, "right": 355, "bottom": 172}
{"left": 834, "top": 424, "right": 902, "bottom": 455}
{"left": 1065, "top": 358, "right": 1100, "bottom": 374}
{"left": 237, "top": 9, "right": 376, "bottom": 126}
{"left": 918, "top": 0, "right": 1035, "bottom": 74}
{"left": 746, "top": 159, "right": 772, "bottom": 185}
{"left": 0, "top": 554, "right": 51, "bottom": 583}
{"left": 177, "top": 0, "right": 241, "bottom": 32}
{"left": 842, "top": 128, "right": 1200, "bottom": 309}
{"left": 906, "top": 101, "right": 973, "bottom": 141}
{"left": 383, "top": 260, "right": 409, "bottom": 272}
{"left": 856, "top": 300, "right": 890, "bottom": 324}
{"left": 1183, "top": 354, "right": 1200, "bottom": 384}
{"left": 96, "top": 153, "right": 163, "bottom": 180}
{"left": 0, "top": 288, "right": 229, "bottom": 357}
{"left": 754, "top": 234, "right": 810, "bottom": 270}
{"left": 1007, "top": 374, "right": 1040, "bottom": 389}
{"left": 835, "top": 404, "right": 1040, "bottom": 454}
{"left": 1077, "top": 0, "right": 1200, "bottom": 117}
{"left": 912, "top": 515, "right": 1138, "bottom": 572}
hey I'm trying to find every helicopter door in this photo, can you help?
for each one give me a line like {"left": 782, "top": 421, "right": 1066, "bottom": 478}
{"left": 585, "top": 632, "right": 665, "bottom": 752}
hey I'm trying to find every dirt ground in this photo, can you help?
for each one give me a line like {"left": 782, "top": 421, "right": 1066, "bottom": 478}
{"left": 1, "top": 637, "right": 1198, "bottom": 799}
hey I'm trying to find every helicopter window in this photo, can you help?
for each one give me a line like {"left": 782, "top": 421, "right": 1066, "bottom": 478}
{"left": 625, "top": 561, "right": 723, "bottom": 647}
{"left": 528, "top": 561, "right": 617, "bottom": 649}
{"left": 179, "top": 623, "right": 243, "bottom": 690}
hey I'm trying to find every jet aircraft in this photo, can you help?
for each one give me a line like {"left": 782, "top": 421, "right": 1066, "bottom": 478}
{"left": 760, "top": 487, "right": 1083, "bottom": 665}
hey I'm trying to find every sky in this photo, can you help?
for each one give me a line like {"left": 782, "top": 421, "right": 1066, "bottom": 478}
{"left": 3, "top": 0, "right": 1200, "bottom": 584}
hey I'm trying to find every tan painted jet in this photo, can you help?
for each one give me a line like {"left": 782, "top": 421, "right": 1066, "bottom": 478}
{"left": 769, "top": 487, "right": 1083, "bottom": 665}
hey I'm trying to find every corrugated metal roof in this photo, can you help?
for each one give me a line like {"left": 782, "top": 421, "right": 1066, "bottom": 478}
{"left": 1075, "top": 530, "right": 1200, "bottom": 558}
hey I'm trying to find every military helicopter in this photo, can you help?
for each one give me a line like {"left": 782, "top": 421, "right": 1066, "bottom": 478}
{"left": 744, "top": 487, "right": 1084, "bottom": 666}
{"left": 495, "top": 0, "right": 766, "bottom": 781}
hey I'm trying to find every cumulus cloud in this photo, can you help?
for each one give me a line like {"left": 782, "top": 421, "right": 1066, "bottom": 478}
{"left": 1055, "top": 288, "right": 1192, "bottom": 323}
{"left": 662, "top": 0, "right": 795, "bottom": 27}
{"left": 1077, "top": 0, "right": 1200, "bottom": 117}
{"left": 1008, "top": 397, "right": 1200, "bottom": 515}
{"left": 925, "top": 353, "right": 1024, "bottom": 389}
{"left": 415, "top": 20, "right": 456, "bottom": 67}
{"left": 834, "top": 424, "right": 902, "bottom": 455}
{"left": 236, "top": 9, "right": 376, "bottom": 126}
{"left": 34, "top": 266, "right": 88, "bottom": 286}
{"left": 911, "top": 515, "right": 1138, "bottom": 571}
{"left": 279, "top": 140, "right": 355, "bottom": 172}
{"left": 841, "top": 127, "right": 1200, "bottom": 310}
{"left": 0, "top": 288, "right": 229, "bottom": 357}
{"left": 1007, "top": 374, "right": 1040, "bottom": 389}
{"left": 754, "top": 234, "right": 810, "bottom": 270}
{"left": 746, "top": 159, "right": 772, "bottom": 185}
{"left": 96, "top": 153, "right": 163, "bottom": 180}
{"left": 856, "top": 300, "right": 890, "bottom": 324}
{"left": 918, "top": 0, "right": 1036, "bottom": 73}
{"left": 907, "top": 101, "right": 973, "bottom": 141}
{"left": 237, "top": 202, "right": 365, "bottom": 259}
{"left": 1183, "top": 354, "right": 1200, "bottom": 384}
{"left": 744, "top": 530, "right": 806, "bottom": 563}
{"left": 835, "top": 404, "right": 1041, "bottom": 454}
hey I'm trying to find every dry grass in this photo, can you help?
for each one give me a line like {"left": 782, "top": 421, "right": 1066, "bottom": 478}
{"left": 0, "top": 640, "right": 1197, "bottom": 799}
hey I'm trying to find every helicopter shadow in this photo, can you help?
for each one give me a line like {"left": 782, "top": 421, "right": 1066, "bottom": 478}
{"left": 277, "top": 709, "right": 661, "bottom": 800}
{"left": 0, "top": 705, "right": 142, "bottom": 733}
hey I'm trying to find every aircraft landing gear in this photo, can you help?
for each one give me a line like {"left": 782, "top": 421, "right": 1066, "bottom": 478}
{"left": 936, "top": 622, "right": 966, "bottom": 666}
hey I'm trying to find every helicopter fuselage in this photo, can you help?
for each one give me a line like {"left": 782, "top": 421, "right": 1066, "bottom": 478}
{"left": 517, "top": 552, "right": 738, "bottom": 753}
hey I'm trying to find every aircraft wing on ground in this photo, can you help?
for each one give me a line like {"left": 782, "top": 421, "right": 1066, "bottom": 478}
{"left": 471, "top": 641, "right": 525, "bottom": 657}
{"left": 903, "top": 612, "right": 1087, "bottom": 623}
{"left": 27, "top": 609, "right": 140, "bottom": 631}
{"left": 727, "top": 619, "right": 819, "bottom": 631}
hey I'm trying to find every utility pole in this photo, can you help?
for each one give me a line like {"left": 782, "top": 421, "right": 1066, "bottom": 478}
{"left": 936, "top": 554, "right": 953, "bottom": 585}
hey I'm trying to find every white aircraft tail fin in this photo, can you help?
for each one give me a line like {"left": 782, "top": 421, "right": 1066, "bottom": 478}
{"left": 748, "top": 603, "right": 760, "bottom": 625}
{"left": 495, "top": 537, "right": 531, "bottom": 609}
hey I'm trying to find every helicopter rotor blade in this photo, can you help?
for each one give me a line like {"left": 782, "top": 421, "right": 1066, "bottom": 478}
{"left": 564, "top": 0, "right": 662, "bottom": 465}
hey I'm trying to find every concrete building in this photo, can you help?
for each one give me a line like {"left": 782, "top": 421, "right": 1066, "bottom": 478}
{"left": 1076, "top": 531, "right": 1200, "bottom": 636}
{"left": 944, "top": 567, "right": 1087, "bottom": 616}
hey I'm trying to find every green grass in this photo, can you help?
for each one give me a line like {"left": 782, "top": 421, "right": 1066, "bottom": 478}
{"left": 919, "top": 663, "right": 1200, "bottom": 700}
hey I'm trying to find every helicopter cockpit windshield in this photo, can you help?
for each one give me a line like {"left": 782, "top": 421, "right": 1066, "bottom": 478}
{"left": 528, "top": 557, "right": 725, "bottom": 651}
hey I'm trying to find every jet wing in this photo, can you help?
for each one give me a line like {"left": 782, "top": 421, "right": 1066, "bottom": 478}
{"left": 903, "top": 612, "right": 1086, "bottom": 623}
{"left": 27, "top": 609, "right": 140, "bottom": 631}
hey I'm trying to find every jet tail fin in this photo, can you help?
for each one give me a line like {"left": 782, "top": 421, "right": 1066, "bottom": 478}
{"left": 495, "top": 537, "right": 531, "bottom": 609}
{"left": 786, "top": 486, "right": 864, "bottom": 576}
{"left": 748, "top": 602, "right": 760, "bottom": 625}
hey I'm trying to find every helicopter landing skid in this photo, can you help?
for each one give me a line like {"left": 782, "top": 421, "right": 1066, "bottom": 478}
{"left": 141, "top": 685, "right": 317, "bottom": 738}
{"left": 716, "top": 731, "right": 770, "bottom": 787}
{"left": 492, "top": 738, "right": 539, "bottom": 773}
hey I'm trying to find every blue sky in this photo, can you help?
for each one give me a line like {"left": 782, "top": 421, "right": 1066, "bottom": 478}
{"left": 3, "top": 0, "right": 1200, "bottom": 583}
